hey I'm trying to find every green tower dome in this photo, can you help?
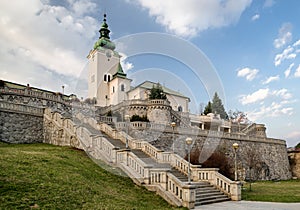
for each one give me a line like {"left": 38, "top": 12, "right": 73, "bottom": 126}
{"left": 94, "top": 14, "right": 116, "bottom": 51}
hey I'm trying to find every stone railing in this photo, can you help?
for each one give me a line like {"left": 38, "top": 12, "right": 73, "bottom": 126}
{"left": 114, "top": 120, "right": 285, "bottom": 145}
{"left": 44, "top": 109, "right": 240, "bottom": 208}
{"left": 0, "top": 86, "right": 70, "bottom": 105}
{"left": 149, "top": 99, "right": 170, "bottom": 106}
{"left": 117, "top": 150, "right": 153, "bottom": 185}
{"left": 97, "top": 99, "right": 171, "bottom": 116}
{"left": 0, "top": 100, "right": 44, "bottom": 116}
{"left": 98, "top": 116, "right": 117, "bottom": 124}
{"left": 191, "top": 168, "right": 241, "bottom": 201}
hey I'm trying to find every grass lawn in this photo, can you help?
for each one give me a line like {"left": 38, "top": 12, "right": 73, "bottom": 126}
{"left": 0, "top": 142, "right": 186, "bottom": 209}
{"left": 242, "top": 180, "right": 300, "bottom": 202}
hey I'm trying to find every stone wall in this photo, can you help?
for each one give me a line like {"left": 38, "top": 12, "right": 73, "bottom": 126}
{"left": 0, "top": 111, "right": 43, "bottom": 143}
{"left": 132, "top": 130, "right": 291, "bottom": 181}
{"left": 288, "top": 150, "right": 300, "bottom": 178}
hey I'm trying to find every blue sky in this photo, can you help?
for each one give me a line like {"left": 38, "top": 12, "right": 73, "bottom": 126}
{"left": 0, "top": 0, "right": 299, "bottom": 147}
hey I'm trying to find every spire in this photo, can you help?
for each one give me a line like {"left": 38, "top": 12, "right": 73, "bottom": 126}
{"left": 113, "top": 62, "right": 127, "bottom": 79}
{"left": 93, "top": 14, "right": 116, "bottom": 51}
{"left": 99, "top": 14, "right": 110, "bottom": 39}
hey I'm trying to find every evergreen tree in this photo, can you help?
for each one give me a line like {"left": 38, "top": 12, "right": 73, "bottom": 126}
{"left": 149, "top": 83, "right": 167, "bottom": 100}
{"left": 203, "top": 101, "right": 212, "bottom": 115}
{"left": 211, "top": 92, "right": 228, "bottom": 119}
{"left": 296, "top": 142, "right": 300, "bottom": 149}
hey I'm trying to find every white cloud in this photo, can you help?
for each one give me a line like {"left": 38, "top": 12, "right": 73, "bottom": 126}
{"left": 239, "top": 88, "right": 293, "bottom": 105}
{"left": 272, "top": 88, "right": 292, "bottom": 100}
{"left": 294, "top": 64, "right": 300, "bottom": 77}
{"left": 263, "top": 0, "right": 275, "bottom": 7}
{"left": 237, "top": 67, "right": 259, "bottom": 81}
{"left": 262, "top": 75, "right": 279, "bottom": 84}
{"left": 128, "top": 0, "right": 252, "bottom": 37}
{"left": 274, "top": 45, "right": 296, "bottom": 66}
{"left": 239, "top": 88, "right": 269, "bottom": 105}
{"left": 251, "top": 14, "right": 260, "bottom": 21}
{"left": 273, "top": 23, "right": 292, "bottom": 49}
{"left": 119, "top": 53, "right": 134, "bottom": 73}
{"left": 0, "top": 0, "right": 99, "bottom": 94}
{"left": 247, "top": 101, "right": 293, "bottom": 122}
{"left": 71, "top": 0, "right": 97, "bottom": 16}
{"left": 284, "top": 63, "right": 294, "bottom": 78}
{"left": 293, "top": 39, "right": 300, "bottom": 47}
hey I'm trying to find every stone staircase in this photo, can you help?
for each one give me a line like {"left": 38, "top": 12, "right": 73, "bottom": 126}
{"left": 195, "top": 182, "right": 230, "bottom": 206}
{"left": 169, "top": 168, "right": 188, "bottom": 182}
{"left": 130, "top": 149, "right": 230, "bottom": 206}
{"left": 60, "top": 114, "right": 236, "bottom": 208}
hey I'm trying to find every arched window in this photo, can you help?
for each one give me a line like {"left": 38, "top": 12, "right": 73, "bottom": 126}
{"left": 121, "top": 84, "right": 125, "bottom": 91}
{"left": 104, "top": 74, "right": 111, "bottom": 82}
{"left": 178, "top": 106, "right": 182, "bottom": 112}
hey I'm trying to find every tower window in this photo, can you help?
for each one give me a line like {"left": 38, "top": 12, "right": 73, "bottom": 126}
{"left": 104, "top": 74, "right": 112, "bottom": 82}
{"left": 91, "top": 75, "right": 95, "bottom": 83}
{"left": 178, "top": 106, "right": 183, "bottom": 112}
{"left": 121, "top": 84, "right": 125, "bottom": 91}
{"left": 112, "top": 86, "right": 115, "bottom": 93}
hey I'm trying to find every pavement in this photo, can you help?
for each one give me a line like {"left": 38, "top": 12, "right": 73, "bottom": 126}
{"left": 194, "top": 201, "right": 300, "bottom": 210}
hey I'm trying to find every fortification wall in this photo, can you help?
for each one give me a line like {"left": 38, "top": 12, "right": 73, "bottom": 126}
{"left": 0, "top": 110, "right": 44, "bottom": 143}
{"left": 289, "top": 151, "right": 300, "bottom": 178}
{"left": 132, "top": 130, "right": 291, "bottom": 180}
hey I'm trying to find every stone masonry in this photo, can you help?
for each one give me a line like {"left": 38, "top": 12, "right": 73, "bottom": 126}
{"left": 0, "top": 111, "right": 43, "bottom": 143}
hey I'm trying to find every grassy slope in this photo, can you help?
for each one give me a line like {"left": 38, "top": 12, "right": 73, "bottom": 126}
{"left": 0, "top": 142, "right": 186, "bottom": 210}
{"left": 242, "top": 180, "right": 300, "bottom": 202}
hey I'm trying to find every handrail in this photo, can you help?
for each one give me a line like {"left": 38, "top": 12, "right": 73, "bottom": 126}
{"left": 0, "top": 100, "right": 44, "bottom": 116}
{"left": 44, "top": 108, "right": 241, "bottom": 207}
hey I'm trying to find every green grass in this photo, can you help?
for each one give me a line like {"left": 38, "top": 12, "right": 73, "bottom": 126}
{"left": 242, "top": 180, "right": 300, "bottom": 202}
{"left": 0, "top": 142, "right": 186, "bottom": 209}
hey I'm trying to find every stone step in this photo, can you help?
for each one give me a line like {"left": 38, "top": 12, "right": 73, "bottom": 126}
{"left": 131, "top": 150, "right": 171, "bottom": 168}
{"left": 195, "top": 196, "right": 230, "bottom": 206}
{"left": 196, "top": 191, "right": 225, "bottom": 198}
{"left": 196, "top": 192, "right": 227, "bottom": 201}
{"left": 196, "top": 186, "right": 218, "bottom": 191}
{"left": 169, "top": 168, "right": 188, "bottom": 182}
{"left": 194, "top": 182, "right": 230, "bottom": 206}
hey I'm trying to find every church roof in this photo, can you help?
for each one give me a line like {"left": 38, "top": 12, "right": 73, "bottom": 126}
{"left": 93, "top": 14, "right": 116, "bottom": 51}
{"left": 113, "top": 63, "right": 127, "bottom": 79}
{"left": 132, "top": 81, "right": 190, "bottom": 100}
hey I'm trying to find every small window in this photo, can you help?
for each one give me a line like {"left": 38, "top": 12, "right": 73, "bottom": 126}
{"left": 178, "top": 106, "right": 182, "bottom": 112}
{"left": 112, "top": 86, "right": 115, "bottom": 93}
{"left": 121, "top": 84, "right": 125, "bottom": 91}
{"left": 91, "top": 75, "right": 95, "bottom": 83}
{"left": 104, "top": 74, "right": 111, "bottom": 82}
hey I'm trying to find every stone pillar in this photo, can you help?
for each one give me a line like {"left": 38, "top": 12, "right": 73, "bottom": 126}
{"left": 230, "top": 181, "right": 242, "bottom": 201}
{"left": 201, "top": 123, "right": 205, "bottom": 130}
{"left": 182, "top": 185, "right": 197, "bottom": 209}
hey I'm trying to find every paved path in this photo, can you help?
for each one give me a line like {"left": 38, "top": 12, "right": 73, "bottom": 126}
{"left": 195, "top": 201, "right": 300, "bottom": 210}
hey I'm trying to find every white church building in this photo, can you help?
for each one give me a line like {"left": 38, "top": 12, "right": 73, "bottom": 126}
{"left": 87, "top": 14, "right": 189, "bottom": 113}
{"left": 87, "top": 14, "right": 267, "bottom": 137}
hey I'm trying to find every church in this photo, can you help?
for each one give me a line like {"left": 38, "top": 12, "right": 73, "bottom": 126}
{"left": 87, "top": 14, "right": 271, "bottom": 137}
{"left": 87, "top": 14, "right": 189, "bottom": 113}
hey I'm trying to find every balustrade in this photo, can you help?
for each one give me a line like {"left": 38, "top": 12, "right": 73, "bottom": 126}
{"left": 43, "top": 108, "right": 242, "bottom": 207}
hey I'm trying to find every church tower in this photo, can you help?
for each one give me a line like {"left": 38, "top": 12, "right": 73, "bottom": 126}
{"left": 87, "top": 14, "right": 131, "bottom": 106}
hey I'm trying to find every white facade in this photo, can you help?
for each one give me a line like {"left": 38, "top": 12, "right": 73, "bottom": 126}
{"left": 127, "top": 81, "right": 190, "bottom": 113}
{"left": 87, "top": 15, "right": 190, "bottom": 111}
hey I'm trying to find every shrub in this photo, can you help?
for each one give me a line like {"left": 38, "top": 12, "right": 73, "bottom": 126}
{"left": 130, "top": 115, "right": 149, "bottom": 122}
